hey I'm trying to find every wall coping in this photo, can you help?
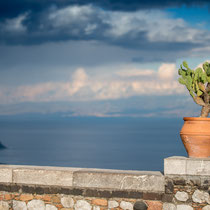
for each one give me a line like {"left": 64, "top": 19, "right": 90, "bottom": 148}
{"left": 0, "top": 165, "right": 164, "bottom": 192}
{"left": 164, "top": 156, "right": 210, "bottom": 176}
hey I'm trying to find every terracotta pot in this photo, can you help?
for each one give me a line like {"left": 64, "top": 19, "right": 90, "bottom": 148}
{"left": 180, "top": 117, "right": 210, "bottom": 158}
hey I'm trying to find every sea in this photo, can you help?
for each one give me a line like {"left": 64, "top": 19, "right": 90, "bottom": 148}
{"left": 0, "top": 116, "right": 187, "bottom": 172}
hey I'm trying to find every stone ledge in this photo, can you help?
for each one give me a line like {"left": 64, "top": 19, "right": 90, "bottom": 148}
{"left": 164, "top": 156, "right": 210, "bottom": 176}
{"left": 0, "top": 165, "right": 164, "bottom": 192}
{"left": 73, "top": 169, "right": 164, "bottom": 192}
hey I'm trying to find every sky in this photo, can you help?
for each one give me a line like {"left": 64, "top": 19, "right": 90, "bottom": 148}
{"left": 0, "top": 0, "right": 210, "bottom": 118}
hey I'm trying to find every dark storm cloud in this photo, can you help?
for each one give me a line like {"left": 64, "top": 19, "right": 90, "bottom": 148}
{"left": 0, "top": 0, "right": 69, "bottom": 19}
{"left": 0, "top": 0, "right": 209, "bottom": 19}
{"left": 0, "top": 0, "right": 210, "bottom": 63}
{"left": 93, "top": 0, "right": 210, "bottom": 11}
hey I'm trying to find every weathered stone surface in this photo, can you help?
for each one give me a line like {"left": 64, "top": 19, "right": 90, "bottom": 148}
{"left": 60, "top": 209, "right": 72, "bottom": 210}
{"left": 73, "top": 169, "right": 164, "bottom": 192}
{"left": 0, "top": 167, "right": 12, "bottom": 183}
{"left": 13, "top": 200, "right": 27, "bottom": 210}
{"left": 164, "top": 156, "right": 210, "bottom": 176}
{"left": 164, "top": 156, "right": 187, "bottom": 175}
{"left": 93, "top": 206, "right": 100, "bottom": 210}
{"left": 0, "top": 201, "right": 9, "bottom": 210}
{"left": 43, "top": 195, "right": 51, "bottom": 202}
{"left": 146, "top": 201, "right": 162, "bottom": 210}
{"left": 13, "top": 166, "right": 78, "bottom": 186}
{"left": 201, "top": 178, "right": 210, "bottom": 188}
{"left": 203, "top": 205, "right": 210, "bottom": 210}
{"left": 27, "top": 200, "right": 45, "bottom": 210}
{"left": 51, "top": 196, "right": 60, "bottom": 203}
{"left": 92, "top": 199, "right": 107, "bottom": 206}
{"left": 177, "top": 205, "right": 193, "bottom": 210}
{"left": 163, "top": 203, "right": 176, "bottom": 210}
{"left": 20, "top": 194, "right": 33, "bottom": 201}
{"left": 192, "top": 190, "right": 210, "bottom": 204}
{"left": 61, "top": 196, "right": 74, "bottom": 208}
{"left": 108, "top": 200, "right": 119, "bottom": 208}
{"left": 120, "top": 201, "right": 133, "bottom": 210}
{"left": 165, "top": 180, "right": 174, "bottom": 194}
{"left": 4, "top": 194, "right": 11, "bottom": 201}
{"left": 175, "top": 191, "right": 189, "bottom": 201}
{"left": 46, "top": 204, "right": 58, "bottom": 210}
{"left": 133, "top": 201, "right": 147, "bottom": 210}
{"left": 162, "top": 194, "right": 173, "bottom": 202}
{"left": 187, "top": 158, "right": 210, "bottom": 175}
{"left": 0, "top": 165, "right": 164, "bottom": 192}
{"left": 74, "top": 200, "right": 91, "bottom": 210}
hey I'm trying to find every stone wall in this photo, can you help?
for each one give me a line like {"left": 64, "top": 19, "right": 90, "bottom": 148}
{"left": 0, "top": 156, "right": 209, "bottom": 210}
{"left": 164, "top": 156, "right": 210, "bottom": 210}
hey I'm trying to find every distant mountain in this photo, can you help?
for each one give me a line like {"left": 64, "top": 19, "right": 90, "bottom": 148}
{"left": 0, "top": 141, "right": 7, "bottom": 150}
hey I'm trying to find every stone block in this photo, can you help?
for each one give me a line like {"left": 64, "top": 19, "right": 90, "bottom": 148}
{"left": 73, "top": 169, "right": 164, "bottom": 192}
{"left": 133, "top": 201, "right": 147, "bottom": 210}
{"left": 177, "top": 204, "right": 193, "bottom": 210}
{"left": 163, "top": 203, "right": 176, "bottom": 210}
{"left": 108, "top": 200, "right": 119, "bottom": 208}
{"left": 0, "top": 201, "right": 9, "bottom": 210}
{"left": 164, "top": 156, "right": 210, "bottom": 176}
{"left": 165, "top": 179, "right": 174, "bottom": 194}
{"left": 120, "top": 201, "right": 133, "bottom": 210}
{"left": 142, "top": 192, "right": 162, "bottom": 200}
{"left": 74, "top": 200, "right": 91, "bottom": 210}
{"left": 27, "top": 200, "right": 45, "bottom": 210}
{"left": 91, "top": 199, "right": 107, "bottom": 206}
{"left": 46, "top": 204, "right": 58, "bottom": 210}
{"left": 4, "top": 194, "right": 12, "bottom": 201}
{"left": 146, "top": 201, "right": 162, "bottom": 210}
{"left": 186, "top": 158, "right": 210, "bottom": 175}
{"left": 61, "top": 196, "right": 74, "bottom": 208}
{"left": 12, "top": 166, "right": 79, "bottom": 186}
{"left": 164, "top": 156, "right": 187, "bottom": 175}
{"left": 162, "top": 194, "right": 173, "bottom": 203}
{"left": 13, "top": 200, "right": 27, "bottom": 210}
{"left": 93, "top": 207, "right": 100, "bottom": 210}
{"left": 175, "top": 191, "right": 189, "bottom": 201}
{"left": 19, "top": 194, "right": 33, "bottom": 201}
{"left": 192, "top": 189, "right": 210, "bottom": 204}
{"left": 0, "top": 167, "right": 12, "bottom": 183}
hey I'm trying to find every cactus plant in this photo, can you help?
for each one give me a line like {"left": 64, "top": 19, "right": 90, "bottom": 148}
{"left": 178, "top": 61, "right": 210, "bottom": 117}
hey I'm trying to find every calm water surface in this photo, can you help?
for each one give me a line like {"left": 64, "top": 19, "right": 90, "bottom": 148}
{"left": 0, "top": 117, "right": 187, "bottom": 171}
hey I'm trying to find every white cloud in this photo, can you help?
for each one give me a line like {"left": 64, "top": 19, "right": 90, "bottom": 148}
{"left": 67, "top": 68, "right": 89, "bottom": 95}
{"left": 0, "top": 63, "right": 185, "bottom": 104}
{"left": 116, "top": 69, "right": 155, "bottom": 77}
{"left": 158, "top": 63, "right": 176, "bottom": 80}
{"left": 85, "top": 24, "right": 97, "bottom": 34}
{"left": 108, "top": 10, "right": 210, "bottom": 43}
{"left": 3, "top": 13, "right": 28, "bottom": 33}
{"left": 49, "top": 5, "right": 94, "bottom": 26}
{"left": 46, "top": 5, "right": 210, "bottom": 45}
{"left": 196, "top": 60, "right": 210, "bottom": 69}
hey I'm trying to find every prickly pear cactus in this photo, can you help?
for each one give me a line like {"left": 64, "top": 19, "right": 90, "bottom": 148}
{"left": 178, "top": 61, "right": 210, "bottom": 117}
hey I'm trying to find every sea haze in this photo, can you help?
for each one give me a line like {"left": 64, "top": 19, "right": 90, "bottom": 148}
{"left": 0, "top": 116, "right": 187, "bottom": 171}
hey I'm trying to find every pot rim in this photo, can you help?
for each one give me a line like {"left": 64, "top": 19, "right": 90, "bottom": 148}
{"left": 183, "top": 117, "right": 210, "bottom": 121}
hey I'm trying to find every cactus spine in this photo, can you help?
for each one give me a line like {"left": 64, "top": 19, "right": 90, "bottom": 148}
{"left": 178, "top": 61, "right": 210, "bottom": 117}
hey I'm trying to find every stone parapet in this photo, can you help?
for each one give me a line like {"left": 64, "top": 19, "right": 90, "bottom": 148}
{"left": 0, "top": 165, "right": 164, "bottom": 192}
{"left": 0, "top": 157, "right": 210, "bottom": 209}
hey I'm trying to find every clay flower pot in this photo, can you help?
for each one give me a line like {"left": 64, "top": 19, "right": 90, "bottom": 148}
{"left": 180, "top": 117, "right": 210, "bottom": 158}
